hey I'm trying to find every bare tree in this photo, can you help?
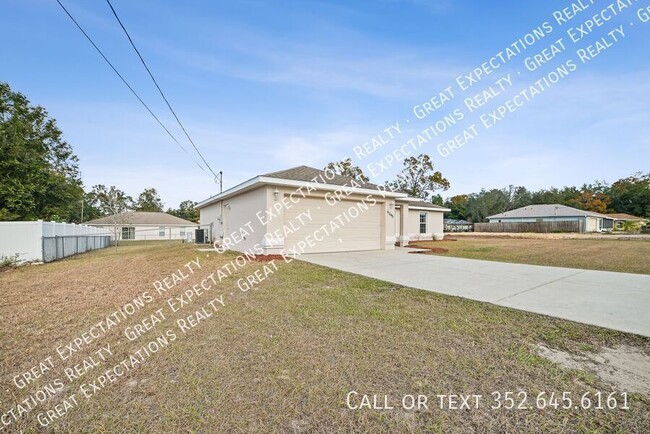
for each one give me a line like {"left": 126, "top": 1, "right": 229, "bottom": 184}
{"left": 387, "top": 154, "right": 450, "bottom": 200}
{"left": 325, "top": 158, "right": 369, "bottom": 183}
{"left": 88, "top": 186, "right": 134, "bottom": 251}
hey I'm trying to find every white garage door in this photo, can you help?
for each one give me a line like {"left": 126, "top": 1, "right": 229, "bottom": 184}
{"left": 283, "top": 197, "right": 381, "bottom": 253}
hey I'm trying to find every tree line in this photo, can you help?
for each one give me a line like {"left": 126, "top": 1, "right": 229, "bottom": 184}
{"left": 442, "top": 174, "right": 649, "bottom": 222}
{"left": 325, "top": 157, "right": 649, "bottom": 222}
{"left": 0, "top": 82, "right": 197, "bottom": 223}
{"left": 82, "top": 185, "right": 198, "bottom": 223}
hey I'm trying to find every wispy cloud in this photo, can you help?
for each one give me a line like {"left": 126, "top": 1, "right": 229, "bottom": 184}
{"left": 159, "top": 43, "right": 461, "bottom": 99}
{"left": 378, "top": 0, "right": 455, "bottom": 14}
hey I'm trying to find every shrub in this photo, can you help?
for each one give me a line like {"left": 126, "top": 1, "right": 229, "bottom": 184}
{"left": 0, "top": 253, "right": 20, "bottom": 269}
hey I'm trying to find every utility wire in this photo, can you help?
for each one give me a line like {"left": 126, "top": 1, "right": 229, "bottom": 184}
{"left": 105, "top": 0, "right": 221, "bottom": 184}
{"left": 55, "top": 0, "right": 210, "bottom": 177}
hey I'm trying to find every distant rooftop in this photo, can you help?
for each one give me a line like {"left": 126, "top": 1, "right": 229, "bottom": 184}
{"left": 607, "top": 213, "right": 645, "bottom": 221}
{"left": 488, "top": 204, "right": 612, "bottom": 220}
{"left": 86, "top": 212, "right": 196, "bottom": 226}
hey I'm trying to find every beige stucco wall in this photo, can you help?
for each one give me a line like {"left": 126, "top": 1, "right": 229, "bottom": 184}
{"left": 198, "top": 204, "right": 220, "bottom": 238}
{"left": 586, "top": 216, "right": 598, "bottom": 232}
{"left": 200, "top": 186, "right": 270, "bottom": 253}
{"left": 199, "top": 184, "right": 397, "bottom": 254}
{"left": 395, "top": 207, "right": 445, "bottom": 241}
{"left": 225, "top": 186, "right": 268, "bottom": 253}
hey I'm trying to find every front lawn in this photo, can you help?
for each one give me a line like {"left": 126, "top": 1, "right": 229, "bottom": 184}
{"left": 409, "top": 237, "right": 650, "bottom": 274}
{"left": 0, "top": 244, "right": 648, "bottom": 432}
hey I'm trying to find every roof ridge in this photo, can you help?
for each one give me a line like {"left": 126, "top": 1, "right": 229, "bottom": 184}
{"left": 488, "top": 203, "right": 616, "bottom": 219}
{"left": 86, "top": 211, "right": 195, "bottom": 225}
{"left": 261, "top": 165, "right": 311, "bottom": 177}
{"left": 261, "top": 165, "right": 379, "bottom": 189}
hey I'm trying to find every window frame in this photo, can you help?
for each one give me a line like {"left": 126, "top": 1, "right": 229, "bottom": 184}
{"left": 419, "top": 212, "right": 427, "bottom": 234}
{"left": 121, "top": 226, "right": 135, "bottom": 240}
{"left": 159, "top": 227, "right": 166, "bottom": 237}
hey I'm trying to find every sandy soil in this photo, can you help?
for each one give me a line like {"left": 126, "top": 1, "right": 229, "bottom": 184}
{"left": 537, "top": 344, "right": 650, "bottom": 396}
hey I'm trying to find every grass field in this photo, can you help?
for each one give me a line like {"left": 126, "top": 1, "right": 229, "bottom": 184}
{"left": 409, "top": 237, "right": 650, "bottom": 274}
{"left": 1, "top": 244, "right": 649, "bottom": 432}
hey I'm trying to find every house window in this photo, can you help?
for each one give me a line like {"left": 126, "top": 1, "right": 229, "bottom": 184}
{"left": 159, "top": 227, "right": 166, "bottom": 237}
{"left": 419, "top": 212, "right": 427, "bottom": 234}
{"left": 121, "top": 227, "right": 135, "bottom": 240}
{"left": 180, "top": 227, "right": 186, "bottom": 237}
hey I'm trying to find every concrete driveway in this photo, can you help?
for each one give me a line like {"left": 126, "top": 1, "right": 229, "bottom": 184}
{"left": 300, "top": 248, "right": 650, "bottom": 337}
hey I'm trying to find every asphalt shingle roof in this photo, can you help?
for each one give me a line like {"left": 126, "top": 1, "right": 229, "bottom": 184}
{"left": 488, "top": 204, "right": 612, "bottom": 220}
{"left": 86, "top": 212, "right": 196, "bottom": 226}
{"left": 607, "top": 213, "right": 645, "bottom": 221}
{"left": 263, "top": 165, "right": 380, "bottom": 190}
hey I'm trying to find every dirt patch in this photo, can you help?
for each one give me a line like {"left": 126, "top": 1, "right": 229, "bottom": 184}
{"left": 408, "top": 247, "right": 449, "bottom": 254}
{"left": 250, "top": 254, "right": 285, "bottom": 262}
{"left": 536, "top": 344, "right": 650, "bottom": 396}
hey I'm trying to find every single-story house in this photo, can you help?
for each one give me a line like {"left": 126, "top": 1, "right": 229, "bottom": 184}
{"left": 86, "top": 212, "right": 197, "bottom": 241}
{"left": 444, "top": 218, "right": 472, "bottom": 232}
{"left": 195, "top": 165, "right": 449, "bottom": 255}
{"left": 608, "top": 213, "right": 647, "bottom": 230}
{"left": 487, "top": 204, "right": 614, "bottom": 232}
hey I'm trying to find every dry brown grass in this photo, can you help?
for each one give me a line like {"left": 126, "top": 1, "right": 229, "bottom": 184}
{"left": 0, "top": 243, "right": 649, "bottom": 433}
{"left": 410, "top": 237, "right": 650, "bottom": 274}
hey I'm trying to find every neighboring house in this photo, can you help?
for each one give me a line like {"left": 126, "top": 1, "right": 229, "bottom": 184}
{"left": 86, "top": 212, "right": 197, "bottom": 241}
{"left": 487, "top": 204, "right": 614, "bottom": 232}
{"left": 196, "top": 165, "right": 449, "bottom": 254}
{"left": 444, "top": 219, "right": 472, "bottom": 232}
{"left": 608, "top": 213, "right": 647, "bottom": 230}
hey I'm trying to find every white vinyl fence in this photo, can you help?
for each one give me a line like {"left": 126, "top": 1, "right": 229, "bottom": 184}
{"left": 0, "top": 221, "right": 111, "bottom": 263}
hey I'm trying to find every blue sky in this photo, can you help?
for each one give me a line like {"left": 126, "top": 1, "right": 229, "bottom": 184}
{"left": 2, "top": 0, "right": 648, "bottom": 208}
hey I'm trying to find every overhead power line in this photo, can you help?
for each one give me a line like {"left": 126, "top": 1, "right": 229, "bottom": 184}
{"left": 54, "top": 0, "right": 211, "bottom": 178}
{"left": 105, "top": 0, "right": 222, "bottom": 184}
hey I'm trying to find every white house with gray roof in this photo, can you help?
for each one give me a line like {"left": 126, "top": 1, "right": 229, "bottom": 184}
{"left": 196, "top": 165, "right": 449, "bottom": 255}
{"left": 487, "top": 204, "right": 614, "bottom": 232}
{"left": 87, "top": 211, "right": 197, "bottom": 241}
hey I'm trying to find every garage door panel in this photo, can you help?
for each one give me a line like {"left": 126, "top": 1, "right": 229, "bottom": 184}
{"left": 283, "top": 198, "right": 381, "bottom": 253}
